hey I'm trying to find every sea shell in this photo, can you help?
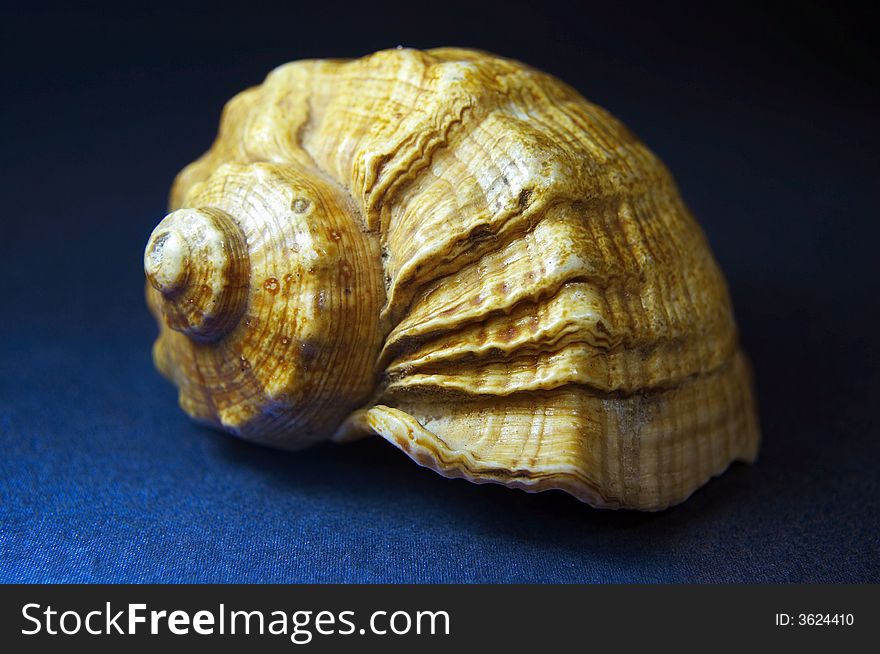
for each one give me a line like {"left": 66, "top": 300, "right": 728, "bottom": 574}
{"left": 144, "top": 47, "right": 760, "bottom": 510}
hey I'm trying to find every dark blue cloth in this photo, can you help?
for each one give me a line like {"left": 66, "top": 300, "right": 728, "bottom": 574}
{"left": 2, "top": 1, "right": 878, "bottom": 583}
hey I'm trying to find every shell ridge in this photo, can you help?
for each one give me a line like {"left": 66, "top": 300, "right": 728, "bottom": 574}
{"left": 371, "top": 350, "right": 757, "bottom": 510}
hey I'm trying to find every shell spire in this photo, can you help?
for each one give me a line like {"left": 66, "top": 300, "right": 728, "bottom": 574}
{"left": 145, "top": 47, "right": 760, "bottom": 510}
{"left": 145, "top": 207, "right": 249, "bottom": 342}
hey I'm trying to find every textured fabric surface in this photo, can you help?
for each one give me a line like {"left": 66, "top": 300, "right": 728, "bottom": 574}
{"left": 1, "top": 1, "right": 878, "bottom": 583}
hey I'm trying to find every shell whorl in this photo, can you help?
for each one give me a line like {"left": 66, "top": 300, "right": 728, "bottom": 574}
{"left": 145, "top": 207, "right": 249, "bottom": 342}
{"left": 147, "top": 162, "right": 384, "bottom": 448}
{"left": 146, "top": 48, "right": 760, "bottom": 508}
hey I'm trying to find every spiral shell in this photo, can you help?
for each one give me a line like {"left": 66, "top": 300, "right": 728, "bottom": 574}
{"left": 145, "top": 47, "right": 760, "bottom": 510}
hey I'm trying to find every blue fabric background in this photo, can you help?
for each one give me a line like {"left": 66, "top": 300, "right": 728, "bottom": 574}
{"left": 1, "top": 1, "right": 878, "bottom": 582}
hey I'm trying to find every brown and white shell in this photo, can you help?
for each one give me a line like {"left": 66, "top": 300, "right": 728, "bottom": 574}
{"left": 144, "top": 47, "right": 760, "bottom": 510}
